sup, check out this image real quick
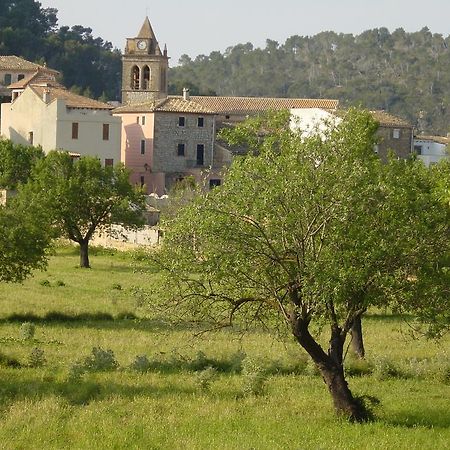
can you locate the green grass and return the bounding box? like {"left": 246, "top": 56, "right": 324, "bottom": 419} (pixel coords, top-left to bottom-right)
{"left": 0, "top": 247, "right": 449, "bottom": 449}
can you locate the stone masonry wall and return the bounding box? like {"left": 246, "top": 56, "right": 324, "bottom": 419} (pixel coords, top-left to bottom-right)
{"left": 376, "top": 126, "right": 413, "bottom": 161}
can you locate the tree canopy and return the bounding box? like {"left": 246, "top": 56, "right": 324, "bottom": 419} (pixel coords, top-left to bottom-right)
{"left": 0, "top": 139, "right": 44, "bottom": 189}
{"left": 18, "top": 152, "right": 146, "bottom": 268}
{"left": 153, "top": 109, "right": 449, "bottom": 421}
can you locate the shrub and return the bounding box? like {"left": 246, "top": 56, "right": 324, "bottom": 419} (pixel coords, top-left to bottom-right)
{"left": 83, "top": 347, "right": 119, "bottom": 371}
{"left": 372, "top": 357, "right": 401, "bottom": 380}
{"left": 39, "top": 279, "right": 51, "bottom": 287}
{"left": 67, "top": 361, "right": 86, "bottom": 382}
{"left": 130, "top": 355, "right": 151, "bottom": 373}
{"left": 0, "top": 352, "right": 21, "bottom": 368}
{"left": 19, "top": 322, "right": 35, "bottom": 341}
{"left": 241, "top": 357, "right": 268, "bottom": 396}
{"left": 28, "top": 348, "right": 46, "bottom": 367}
{"left": 112, "top": 283, "right": 122, "bottom": 291}
{"left": 195, "top": 366, "right": 217, "bottom": 392}
{"left": 55, "top": 280, "right": 66, "bottom": 287}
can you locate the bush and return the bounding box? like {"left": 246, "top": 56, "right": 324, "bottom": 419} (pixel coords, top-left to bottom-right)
{"left": 39, "top": 279, "right": 51, "bottom": 287}
{"left": 372, "top": 357, "right": 401, "bottom": 380}
{"left": 28, "top": 348, "right": 46, "bottom": 367}
{"left": 195, "top": 366, "right": 217, "bottom": 392}
{"left": 130, "top": 355, "right": 151, "bottom": 373}
{"left": 83, "top": 347, "right": 119, "bottom": 371}
{"left": 55, "top": 280, "right": 66, "bottom": 287}
{"left": 19, "top": 322, "right": 35, "bottom": 341}
{"left": 241, "top": 357, "right": 268, "bottom": 396}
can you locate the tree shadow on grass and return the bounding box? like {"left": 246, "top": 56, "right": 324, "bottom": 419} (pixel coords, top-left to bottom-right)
{"left": 0, "top": 377, "right": 198, "bottom": 407}
{"left": 383, "top": 407, "right": 450, "bottom": 429}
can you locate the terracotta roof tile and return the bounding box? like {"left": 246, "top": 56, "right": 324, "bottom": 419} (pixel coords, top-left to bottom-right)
{"left": 369, "top": 110, "right": 412, "bottom": 128}
{"left": 188, "top": 95, "right": 339, "bottom": 113}
{"left": 415, "top": 135, "right": 449, "bottom": 145}
{"left": 113, "top": 97, "right": 214, "bottom": 114}
{"left": 30, "top": 86, "right": 113, "bottom": 110}
{"left": 8, "top": 70, "right": 59, "bottom": 89}
{"left": 0, "top": 55, "right": 59, "bottom": 74}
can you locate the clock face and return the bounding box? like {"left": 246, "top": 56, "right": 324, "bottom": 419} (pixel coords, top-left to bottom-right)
{"left": 137, "top": 40, "right": 147, "bottom": 50}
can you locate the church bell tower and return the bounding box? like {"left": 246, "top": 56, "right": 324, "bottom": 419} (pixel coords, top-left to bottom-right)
{"left": 121, "top": 17, "right": 169, "bottom": 104}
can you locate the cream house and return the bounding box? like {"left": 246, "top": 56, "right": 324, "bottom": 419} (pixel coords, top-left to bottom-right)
{"left": 0, "top": 55, "right": 59, "bottom": 102}
{"left": 1, "top": 81, "right": 121, "bottom": 165}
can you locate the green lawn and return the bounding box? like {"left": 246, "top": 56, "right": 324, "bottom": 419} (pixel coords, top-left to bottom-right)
{"left": 0, "top": 247, "right": 448, "bottom": 449}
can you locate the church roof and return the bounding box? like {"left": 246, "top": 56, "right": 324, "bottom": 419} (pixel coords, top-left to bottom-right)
{"left": 30, "top": 85, "right": 113, "bottom": 110}
{"left": 138, "top": 17, "right": 157, "bottom": 40}
{"left": 188, "top": 96, "right": 340, "bottom": 114}
{"left": 113, "top": 97, "right": 215, "bottom": 114}
{"left": 0, "top": 55, "right": 59, "bottom": 74}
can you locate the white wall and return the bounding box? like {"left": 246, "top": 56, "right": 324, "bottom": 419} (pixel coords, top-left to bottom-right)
{"left": 290, "top": 108, "right": 339, "bottom": 137}
{"left": 1, "top": 87, "right": 121, "bottom": 164}
{"left": 414, "top": 139, "right": 449, "bottom": 167}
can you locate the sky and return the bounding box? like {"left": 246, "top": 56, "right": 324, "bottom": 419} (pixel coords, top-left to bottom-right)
{"left": 39, "top": 0, "right": 450, "bottom": 65}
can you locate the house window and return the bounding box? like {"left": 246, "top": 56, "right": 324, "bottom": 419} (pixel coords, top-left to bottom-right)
{"left": 105, "top": 158, "right": 114, "bottom": 167}
{"left": 141, "top": 116, "right": 146, "bottom": 125}
{"left": 197, "top": 117, "right": 204, "bottom": 127}
{"left": 103, "top": 124, "right": 110, "bottom": 141}
{"left": 18, "top": 74, "right": 25, "bottom": 81}
{"left": 3, "top": 74, "right": 11, "bottom": 85}
{"left": 140, "top": 176, "right": 145, "bottom": 187}
{"left": 393, "top": 129, "right": 401, "bottom": 139}
{"left": 177, "top": 143, "right": 185, "bottom": 156}
{"left": 72, "top": 122, "right": 79, "bottom": 139}
{"left": 28, "top": 132, "right": 34, "bottom": 145}
{"left": 140, "top": 139, "right": 146, "bottom": 155}
{"left": 413, "top": 145, "right": 422, "bottom": 155}
{"left": 196, "top": 144, "right": 205, "bottom": 166}
{"left": 209, "top": 179, "right": 221, "bottom": 189}
{"left": 136, "top": 116, "right": 139, "bottom": 123}
{"left": 178, "top": 116, "right": 185, "bottom": 127}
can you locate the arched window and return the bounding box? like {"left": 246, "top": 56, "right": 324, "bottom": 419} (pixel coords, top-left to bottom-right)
{"left": 131, "top": 66, "right": 140, "bottom": 90}
{"left": 143, "top": 66, "right": 150, "bottom": 90}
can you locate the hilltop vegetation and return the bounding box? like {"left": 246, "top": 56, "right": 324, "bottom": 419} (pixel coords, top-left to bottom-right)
{"left": 0, "top": 0, "right": 121, "bottom": 100}
{"left": 170, "top": 27, "right": 450, "bottom": 135}
{"left": 2, "top": 2, "right": 450, "bottom": 133}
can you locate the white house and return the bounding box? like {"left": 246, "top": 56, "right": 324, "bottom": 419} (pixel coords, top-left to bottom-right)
{"left": 413, "top": 135, "right": 449, "bottom": 167}
{"left": 1, "top": 78, "right": 121, "bottom": 165}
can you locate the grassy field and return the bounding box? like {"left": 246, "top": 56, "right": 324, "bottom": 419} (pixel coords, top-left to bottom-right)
{"left": 0, "top": 247, "right": 449, "bottom": 449}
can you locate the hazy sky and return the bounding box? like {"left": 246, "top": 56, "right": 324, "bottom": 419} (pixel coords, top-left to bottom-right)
{"left": 39, "top": 0, "right": 450, "bottom": 65}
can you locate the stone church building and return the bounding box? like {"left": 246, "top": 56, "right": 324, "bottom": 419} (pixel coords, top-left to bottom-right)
{"left": 115, "top": 17, "right": 414, "bottom": 195}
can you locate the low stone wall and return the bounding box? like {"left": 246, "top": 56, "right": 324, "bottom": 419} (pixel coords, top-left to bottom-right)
{"left": 91, "top": 225, "right": 161, "bottom": 250}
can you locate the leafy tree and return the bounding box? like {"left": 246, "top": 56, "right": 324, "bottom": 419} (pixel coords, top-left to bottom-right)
{"left": 0, "top": 139, "right": 44, "bottom": 189}
{"left": 19, "top": 152, "right": 146, "bottom": 268}
{"left": 0, "top": 203, "right": 50, "bottom": 282}
{"left": 153, "top": 110, "right": 449, "bottom": 421}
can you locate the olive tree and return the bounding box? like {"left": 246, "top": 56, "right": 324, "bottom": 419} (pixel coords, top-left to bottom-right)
{"left": 153, "top": 109, "right": 449, "bottom": 421}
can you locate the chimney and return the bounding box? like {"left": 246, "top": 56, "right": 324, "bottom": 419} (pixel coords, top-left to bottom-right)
{"left": 43, "top": 89, "right": 50, "bottom": 103}
{"left": 183, "top": 87, "right": 190, "bottom": 101}
{"left": 163, "top": 44, "right": 168, "bottom": 57}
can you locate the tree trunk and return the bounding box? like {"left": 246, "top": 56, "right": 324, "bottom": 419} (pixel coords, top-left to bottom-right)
{"left": 291, "top": 315, "right": 369, "bottom": 422}
{"left": 79, "top": 240, "right": 90, "bottom": 268}
{"left": 350, "top": 313, "right": 365, "bottom": 359}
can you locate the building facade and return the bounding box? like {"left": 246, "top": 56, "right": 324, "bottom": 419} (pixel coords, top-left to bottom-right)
{"left": 1, "top": 82, "right": 121, "bottom": 164}
{"left": 413, "top": 135, "right": 449, "bottom": 166}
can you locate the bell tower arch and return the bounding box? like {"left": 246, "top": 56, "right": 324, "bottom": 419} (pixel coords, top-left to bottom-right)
{"left": 121, "top": 17, "right": 169, "bottom": 104}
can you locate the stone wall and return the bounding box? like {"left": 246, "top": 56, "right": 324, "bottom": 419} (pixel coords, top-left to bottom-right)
{"left": 153, "top": 112, "right": 215, "bottom": 175}
{"left": 376, "top": 126, "right": 413, "bottom": 161}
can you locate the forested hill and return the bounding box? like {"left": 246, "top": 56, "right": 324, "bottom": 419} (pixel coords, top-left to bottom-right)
{"left": 168, "top": 28, "right": 450, "bottom": 135}
{"left": 2, "top": 2, "right": 449, "bottom": 134}
{"left": 0, "top": 0, "right": 121, "bottom": 101}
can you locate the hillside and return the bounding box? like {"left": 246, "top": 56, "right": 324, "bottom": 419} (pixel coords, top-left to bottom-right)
{"left": 169, "top": 27, "right": 450, "bottom": 135}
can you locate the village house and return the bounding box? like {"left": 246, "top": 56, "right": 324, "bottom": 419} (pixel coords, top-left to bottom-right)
{"left": 290, "top": 108, "right": 414, "bottom": 161}
{"left": 413, "top": 135, "right": 449, "bottom": 166}
{"left": 1, "top": 76, "right": 121, "bottom": 164}
{"left": 0, "top": 55, "right": 59, "bottom": 104}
